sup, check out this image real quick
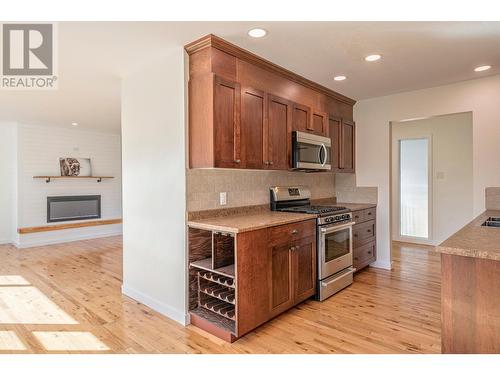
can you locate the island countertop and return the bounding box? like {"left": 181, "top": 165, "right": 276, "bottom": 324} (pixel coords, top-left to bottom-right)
{"left": 436, "top": 210, "right": 500, "bottom": 261}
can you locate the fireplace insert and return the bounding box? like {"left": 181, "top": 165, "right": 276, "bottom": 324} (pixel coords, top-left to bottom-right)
{"left": 47, "top": 195, "right": 101, "bottom": 223}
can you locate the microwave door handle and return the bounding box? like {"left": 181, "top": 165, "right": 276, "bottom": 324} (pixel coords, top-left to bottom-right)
{"left": 320, "top": 144, "right": 327, "bottom": 166}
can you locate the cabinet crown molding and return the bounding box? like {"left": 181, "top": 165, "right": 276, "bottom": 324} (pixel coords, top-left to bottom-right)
{"left": 185, "top": 34, "right": 356, "bottom": 106}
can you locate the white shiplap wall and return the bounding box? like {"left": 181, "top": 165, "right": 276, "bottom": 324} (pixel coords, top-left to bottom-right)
{"left": 16, "top": 124, "right": 122, "bottom": 247}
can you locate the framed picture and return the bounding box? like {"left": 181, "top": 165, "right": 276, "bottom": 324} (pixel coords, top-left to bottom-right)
{"left": 59, "top": 157, "right": 92, "bottom": 177}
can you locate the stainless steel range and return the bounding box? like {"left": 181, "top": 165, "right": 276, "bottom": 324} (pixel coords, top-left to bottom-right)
{"left": 270, "top": 186, "right": 356, "bottom": 301}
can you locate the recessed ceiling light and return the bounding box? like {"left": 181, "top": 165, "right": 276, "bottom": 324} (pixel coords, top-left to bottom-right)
{"left": 474, "top": 65, "right": 491, "bottom": 72}
{"left": 248, "top": 28, "right": 267, "bottom": 38}
{"left": 365, "top": 54, "right": 381, "bottom": 62}
{"left": 71, "top": 122, "right": 78, "bottom": 126}
{"left": 334, "top": 75, "right": 347, "bottom": 81}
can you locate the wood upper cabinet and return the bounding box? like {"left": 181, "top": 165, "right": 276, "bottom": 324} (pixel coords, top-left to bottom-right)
{"left": 213, "top": 76, "right": 241, "bottom": 168}
{"left": 311, "top": 111, "right": 328, "bottom": 136}
{"left": 240, "top": 87, "right": 266, "bottom": 169}
{"left": 292, "top": 103, "right": 311, "bottom": 133}
{"left": 293, "top": 235, "right": 316, "bottom": 303}
{"left": 329, "top": 116, "right": 341, "bottom": 171}
{"left": 266, "top": 95, "right": 292, "bottom": 170}
{"left": 341, "top": 119, "right": 355, "bottom": 172}
{"left": 186, "top": 36, "right": 356, "bottom": 170}
{"left": 329, "top": 116, "right": 355, "bottom": 173}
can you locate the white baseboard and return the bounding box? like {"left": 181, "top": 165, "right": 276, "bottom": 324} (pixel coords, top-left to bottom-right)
{"left": 370, "top": 260, "right": 393, "bottom": 270}
{"left": 122, "top": 284, "right": 189, "bottom": 326}
{"left": 0, "top": 239, "right": 11, "bottom": 245}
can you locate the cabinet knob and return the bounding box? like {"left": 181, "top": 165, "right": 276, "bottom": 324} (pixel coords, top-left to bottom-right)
{"left": 264, "top": 161, "right": 269, "bottom": 165}
{"left": 234, "top": 159, "right": 241, "bottom": 164}
{"left": 295, "top": 245, "right": 300, "bottom": 250}
{"left": 291, "top": 229, "right": 298, "bottom": 234}
{"left": 354, "top": 234, "right": 358, "bottom": 237}
{"left": 368, "top": 212, "right": 372, "bottom": 216}
{"left": 290, "top": 246, "right": 296, "bottom": 251}
{"left": 368, "top": 251, "right": 372, "bottom": 254}
{"left": 367, "top": 229, "right": 371, "bottom": 233}
{"left": 269, "top": 161, "right": 274, "bottom": 165}
{"left": 354, "top": 257, "right": 358, "bottom": 261}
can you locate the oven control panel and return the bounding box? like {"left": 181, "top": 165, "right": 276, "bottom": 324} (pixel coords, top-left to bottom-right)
{"left": 319, "top": 212, "right": 352, "bottom": 226}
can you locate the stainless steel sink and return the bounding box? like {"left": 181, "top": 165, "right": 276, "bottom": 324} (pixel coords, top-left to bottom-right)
{"left": 482, "top": 217, "right": 500, "bottom": 227}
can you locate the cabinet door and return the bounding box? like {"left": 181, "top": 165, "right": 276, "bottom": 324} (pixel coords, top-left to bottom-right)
{"left": 311, "top": 111, "right": 328, "bottom": 136}
{"left": 293, "top": 235, "right": 317, "bottom": 303}
{"left": 269, "top": 242, "right": 294, "bottom": 317}
{"left": 292, "top": 103, "right": 311, "bottom": 133}
{"left": 213, "top": 76, "right": 241, "bottom": 168}
{"left": 266, "top": 95, "right": 292, "bottom": 170}
{"left": 341, "top": 119, "right": 355, "bottom": 172}
{"left": 329, "top": 116, "right": 341, "bottom": 171}
{"left": 240, "top": 87, "right": 265, "bottom": 169}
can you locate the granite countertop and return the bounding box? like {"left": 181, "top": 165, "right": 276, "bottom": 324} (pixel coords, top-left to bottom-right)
{"left": 436, "top": 210, "right": 500, "bottom": 261}
{"left": 187, "top": 210, "right": 317, "bottom": 234}
{"left": 187, "top": 199, "right": 376, "bottom": 234}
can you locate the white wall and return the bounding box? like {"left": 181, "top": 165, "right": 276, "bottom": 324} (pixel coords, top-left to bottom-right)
{"left": 391, "top": 112, "right": 473, "bottom": 246}
{"left": 121, "top": 49, "right": 187, "bottom": 325}
{"left": 0, "top": 122, "right": 18, "bottom": 244}
{"left": 355, "top": 74, "right": 500, "bottom": 269}
{"left": 15, "top": 124, "right": 122, "bottom": 247}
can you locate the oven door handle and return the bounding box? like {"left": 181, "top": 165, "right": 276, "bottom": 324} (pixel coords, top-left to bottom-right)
{"left": 320, "top": 222, "right": 354, "bottom": 233}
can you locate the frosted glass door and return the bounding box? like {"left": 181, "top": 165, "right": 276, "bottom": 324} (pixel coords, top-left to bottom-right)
{"left": 400, "top": 139, "right": 429, "bottom": 238}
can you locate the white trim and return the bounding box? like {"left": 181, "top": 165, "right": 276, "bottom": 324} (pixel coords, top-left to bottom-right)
{"left": 370, "top": 260, "right": 393, "bottom": 270}
{"left": 122, "top": 284, "right": 189, "bottom": 326}
{"left": 0, "top": 239, "right": 12, "bottom": 245}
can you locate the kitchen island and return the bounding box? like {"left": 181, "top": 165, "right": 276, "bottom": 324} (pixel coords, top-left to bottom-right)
{"left": 436, "top": 210, "right": 500, "bottom": 353}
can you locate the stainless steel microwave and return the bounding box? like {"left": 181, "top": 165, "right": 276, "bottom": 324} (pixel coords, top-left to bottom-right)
{"left": 292, "top": 131, "right": 331, "bottom": 171}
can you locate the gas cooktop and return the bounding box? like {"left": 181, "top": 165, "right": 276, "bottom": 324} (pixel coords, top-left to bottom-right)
{"left": 278, "top": 205, "right": 348, "bottom": 216}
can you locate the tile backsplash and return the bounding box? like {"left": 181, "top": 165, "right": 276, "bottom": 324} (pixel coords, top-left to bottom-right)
{"left": 334, "top": 173, "right": 378, "bottom": 204}
{"left": 187, "top": 169, "right": 335, "bottom": 211}
{"left": 486, "top": 187, "right": 500, "bottom": 210}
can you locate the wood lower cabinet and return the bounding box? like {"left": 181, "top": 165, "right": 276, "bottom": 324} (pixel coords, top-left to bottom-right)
{"left": 293, "top": 235, "right": 317, "bottom": 303}
{"left": 269, "top": 242, "right": 294, "bottom": 316}
{"left": 188, "top": 219, "right": 317, "bottom": 342}
{"left": 351, "top": 207, "right": 377, "bottom": 271}
{"left": 329, "top": 116, "right": 355, "bottom": 173}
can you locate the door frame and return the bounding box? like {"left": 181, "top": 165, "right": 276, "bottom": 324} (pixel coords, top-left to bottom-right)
{"left": 393, "top": 135, "right": 434, "bottom": 245}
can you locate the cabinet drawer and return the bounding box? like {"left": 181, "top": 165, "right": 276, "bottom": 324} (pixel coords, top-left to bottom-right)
{"left": 268, "top": 220, "right": 316, "bottom": 247}
{"left": 353, "top": 241, "right": 376, "bottom": 269}
{"left": 352, "top": 207, "right": 376, "bottom": 224}
{"left": 353, "top": 220, "right": 375, "bottom": 247}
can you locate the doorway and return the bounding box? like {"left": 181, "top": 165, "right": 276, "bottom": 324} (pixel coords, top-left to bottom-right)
{"left": 391, "top": 112, "right": 473, "bottom": 246}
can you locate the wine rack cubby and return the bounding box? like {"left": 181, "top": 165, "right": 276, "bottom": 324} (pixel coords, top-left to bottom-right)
{"left": 188, "top": 227, "right": 237, "bottom": 337}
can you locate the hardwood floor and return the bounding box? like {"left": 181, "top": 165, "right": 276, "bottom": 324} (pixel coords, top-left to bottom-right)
{"left": 0, "top": 237, "right": 441, "bottom": 353}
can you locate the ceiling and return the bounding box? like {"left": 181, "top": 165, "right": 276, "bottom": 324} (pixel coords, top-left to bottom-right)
{"left": 1, "top": 21, "right": 499, "bottom": 133}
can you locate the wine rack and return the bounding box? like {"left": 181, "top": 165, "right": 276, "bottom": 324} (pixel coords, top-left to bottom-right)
{"left": 198, "top": 270, "right": 236, "bottom": 320}
{"left": 198, "top": 270, "right": 235, "bottom": 288}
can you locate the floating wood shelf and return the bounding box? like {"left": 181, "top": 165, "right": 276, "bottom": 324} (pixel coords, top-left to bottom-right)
{"left": 18, "top": 218, "right": 122, "bottom": 234}
{"left": 33, "top": 176, "right": 114, "bottom": 183}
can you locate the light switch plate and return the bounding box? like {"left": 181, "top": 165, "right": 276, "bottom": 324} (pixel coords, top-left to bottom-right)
{"left": 219, "top": 192, "right": 227, "bottom": 206}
